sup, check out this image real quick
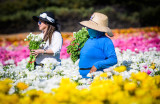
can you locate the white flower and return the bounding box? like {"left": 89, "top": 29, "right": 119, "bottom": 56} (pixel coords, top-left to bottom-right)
{"left": 4, "top": 59, "right": 15, "bottom": 65}
{"left": 78, "top": 78, "right": 88, "bottom": 84}
{"left": 107, "top": 72, "right": 112, "bottom": 77}
{"left": 87, "top": 73, "right": 92, "bottom": 77}
{"left": 1, "top": 47, "right": 159, "bottom": 93}
{"left": 73, "top": 32, "right": 76, "bottom": 38}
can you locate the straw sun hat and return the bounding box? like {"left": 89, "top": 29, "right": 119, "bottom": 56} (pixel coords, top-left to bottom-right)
{"left": 80, "top": 12, "right": 113, "bottom": 37}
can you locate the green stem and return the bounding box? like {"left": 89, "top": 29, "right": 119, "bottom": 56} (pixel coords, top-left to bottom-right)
{"left": 31, "top": 56, "right": 36, "bottom": 70}
{"left": 26, "top": 55, "right": 33, "bottom": 69}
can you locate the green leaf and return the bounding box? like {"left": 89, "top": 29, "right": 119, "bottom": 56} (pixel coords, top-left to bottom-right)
{"left": 66, "top": 27, "right": 89, "bottom": 63}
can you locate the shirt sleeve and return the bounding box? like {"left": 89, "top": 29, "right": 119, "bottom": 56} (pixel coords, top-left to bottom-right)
{"left": 49, "top": 31, "right": 63, "bottom": 56}
{"left": 94, "top": 38, "right": 117, "bottom": 70}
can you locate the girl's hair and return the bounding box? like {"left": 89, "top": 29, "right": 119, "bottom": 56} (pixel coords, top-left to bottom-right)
{"left": 43, "top": 20, "right": 60, "bottom": 44}
{"left": 43, "top": 25, "right": 55, "bottom": 45}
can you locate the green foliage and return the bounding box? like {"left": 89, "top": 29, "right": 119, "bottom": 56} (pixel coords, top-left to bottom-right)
{"left": 0, "top": 0, "right": 159, "bottom": 33}
{"left": 3, "top": 65, "right": 10, "bottom": 71}
{"left": 155, "top": 70, "right": 160, "bottom": 75}
{"left": 0, "top": 0, "right": 53, "bottom": 15}
{"left": 67, "top": 27, "right": 89, "bottom": 63}
{"left": 0, "top": 6, "right": 94, "bottom": 33}
{"left": 25, "top": 33, "right": 44, "bottom": 71}
{"left": 140, "top": 6, "right": 160, "bottom": 26}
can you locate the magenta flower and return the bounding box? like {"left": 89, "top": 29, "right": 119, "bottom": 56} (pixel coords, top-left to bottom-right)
{"left": 1, "top": 30, "right": 160, "bottom": 66}
{"left": 143, "top": 65, "right": 148, "bottom": 69}
{"left": 146, "top": 70, "right": 152, "bottom": 75}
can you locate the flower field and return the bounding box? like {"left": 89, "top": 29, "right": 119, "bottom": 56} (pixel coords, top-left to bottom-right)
{"left": 0, "top": 27, "right": 160, "bottom": 104}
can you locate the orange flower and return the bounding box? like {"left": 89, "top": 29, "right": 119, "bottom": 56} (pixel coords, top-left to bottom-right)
{"left": 16, "top": 82, "right": 28, "bottom": 90}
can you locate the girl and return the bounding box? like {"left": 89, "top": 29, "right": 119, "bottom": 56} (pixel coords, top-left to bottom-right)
{"left": 32, "top": 11, "right": 63, "bottom": 69}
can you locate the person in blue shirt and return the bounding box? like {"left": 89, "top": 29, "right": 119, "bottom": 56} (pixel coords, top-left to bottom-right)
{"left": 79, "top": 12, "right": 118, "bottom": 78}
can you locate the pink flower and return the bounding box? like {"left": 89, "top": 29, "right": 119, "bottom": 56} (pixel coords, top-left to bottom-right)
{"left": 141, "top": 69, "right": 152, "bottom": 75}
{"left": 141, "top": 70, "right": 147, "bottom": 73}
{"left": 143, "top": 65, "right": 148, "bottom": 69}
{"left": 146, "top": 70, "right": 152, "bottom": 75}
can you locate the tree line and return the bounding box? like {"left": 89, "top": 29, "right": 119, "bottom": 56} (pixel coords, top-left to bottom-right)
{"left": 0, "top": 0, "right": 159, "bottom": 33}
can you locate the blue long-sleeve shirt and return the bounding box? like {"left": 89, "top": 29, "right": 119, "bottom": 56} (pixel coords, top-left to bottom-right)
{"left": 79, "top": 35, "right": 117, "bottom": 70}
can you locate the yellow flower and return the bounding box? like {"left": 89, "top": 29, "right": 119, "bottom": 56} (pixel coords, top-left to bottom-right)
{"left": 59, "top": 78, "right": 77, "bottom": 91}
{"left": 80, "top": 100, "right": 103, "bottom": 104}
{"left": 139, "top": 95, "right": 153, "bottom": 104}
{"left": 113, "top": 65, "right": 127, "bottom": 73}
{"left": 0, "top": 93, "right": 19, "bottom": 104}
{"left": 26, "top": 89, "right": 44, "bottom": 96}
{"left": 149, "top": 63, "right": 156, "bottom": 69}
{"left": 8, "top": 94, "right": 19, "bottom": 104}
{"left": 151, "top": 89, "right": 160, "bottom": 99}
{"left": 135, "top": 89, "right": 149, "bottom": 97}
{"left": 149, "top": 65, "right": 155, "bottom": 69}
{"left": 124, "top": 82, "right": 137, "bottom": 91}
{"left": 18, "top": 96, "right": 31, "bottom": 104}
{"left": 99, "top": 73, "right": 108, "bottom": 78}
{"left": 154, "top": 75, "right": 160, "bottom": 85}
{"left": 0, "top": 78, "right": 13, "bottom": 94}
{"left": 141, "top": 76, "right": 157, "bottom": 90}
{"left": 52, "top": 78, "right": 79, "bottom": 103}
{"left": 113, "top": 75, "right": 124, "bottom": 86}
{"left": 16, "top": 82, "right": 28, "bottom": 90}
{"left": 131, "top": 72, "right": 148, "bottom": 81}
{"left": 2, "top": 78, "right": 13, "bottom": 83}
{"left": 108, "top": 91, "right": 129, "bottom": 104}
{"left": 93, "top": 76, "right": 101, "bottom": 82}
{"left": 24, "top": 89, "right": 44, "bottom": 102}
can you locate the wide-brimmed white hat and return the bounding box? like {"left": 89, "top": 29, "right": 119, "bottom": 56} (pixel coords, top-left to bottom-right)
{"left": 80, "top": 12, "right": 113, "bottom": 37}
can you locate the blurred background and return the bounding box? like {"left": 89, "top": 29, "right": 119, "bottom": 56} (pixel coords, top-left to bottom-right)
{"left": 0, "top": 0, "right": 160, "bottom": 34}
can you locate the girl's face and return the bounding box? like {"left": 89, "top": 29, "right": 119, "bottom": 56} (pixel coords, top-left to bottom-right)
{"left": 38, "top": 20, "right": 48, "bottom": 31}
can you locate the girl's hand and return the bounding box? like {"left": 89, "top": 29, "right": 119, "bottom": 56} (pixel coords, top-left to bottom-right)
{"left": 89, "top": 65, "right": 97, "bottom": 73}
{"left": 31, "top": 49, "right": 43, "bottom": 57}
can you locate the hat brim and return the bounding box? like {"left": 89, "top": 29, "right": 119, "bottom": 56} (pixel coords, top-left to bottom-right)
{"left": 32, "top": 16, "right": 39, "bottom": 22}
{"left": 32, "top": 16, "right": 53, "bottom": 25}
{"left": 79, "top": 20, "right": 113, "bottom": 37}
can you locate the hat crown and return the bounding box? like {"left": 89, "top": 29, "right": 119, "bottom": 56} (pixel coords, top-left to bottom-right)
{"left": 41, "top": 12, "right": 55, "bottom": 19}
{"left": 39, "top": 12, "right": 55, "bottom": 23}
{"left": 90, "top": 12, "right": 108, "bottom": 27}
{"left": 79, "top": 12, "right": 113, "bottom": 37}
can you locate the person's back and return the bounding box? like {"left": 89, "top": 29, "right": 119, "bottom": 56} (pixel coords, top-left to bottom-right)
{"left": 79, "top": 35, "right": 117, "bottom": 71}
